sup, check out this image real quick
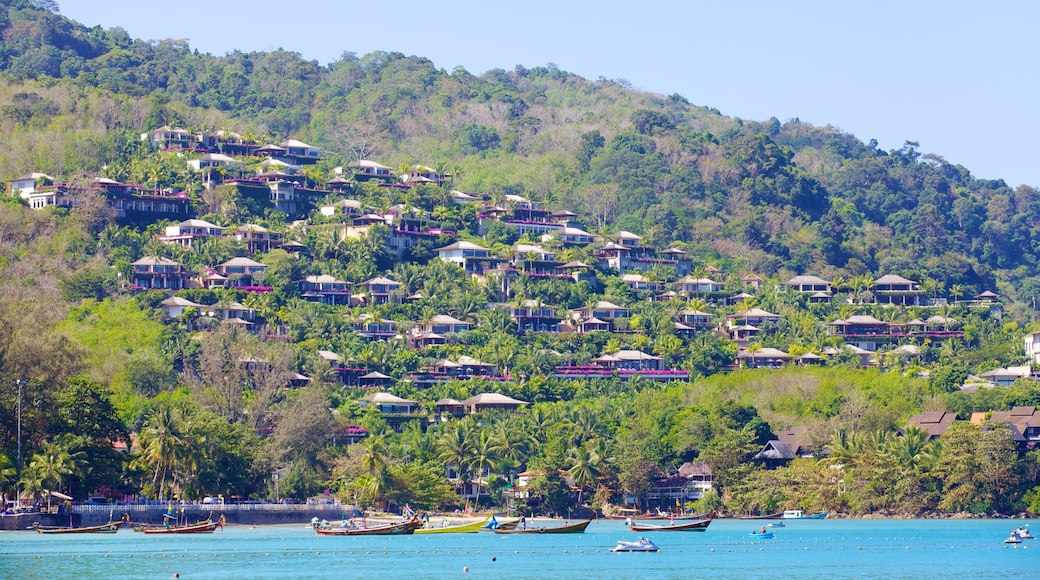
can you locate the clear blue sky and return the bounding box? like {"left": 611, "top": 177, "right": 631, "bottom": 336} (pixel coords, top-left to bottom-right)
{"left": 60, "top": 1, "right": 1038, "bottom": 188}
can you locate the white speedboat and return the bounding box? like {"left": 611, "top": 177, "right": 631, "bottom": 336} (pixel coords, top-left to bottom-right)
{"left": 611, "top": 537, "right": 660, "bottom": 552}
{"left": 1005, "top": 533, "right": 1022, "bottom": 544}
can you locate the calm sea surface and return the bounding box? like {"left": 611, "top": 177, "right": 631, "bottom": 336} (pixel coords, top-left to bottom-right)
{"left": 0, "top": 518, "right": 1035, "bottom": 579}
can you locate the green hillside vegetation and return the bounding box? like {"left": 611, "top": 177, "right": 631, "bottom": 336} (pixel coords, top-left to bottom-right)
{"left": 0, "top": 0, "right": 1039, "bottom": 517}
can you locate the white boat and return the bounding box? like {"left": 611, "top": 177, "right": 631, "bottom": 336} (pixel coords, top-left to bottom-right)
{"left": 767, "top": 521, "right": 785, "bottom": 528}
{"left": 610, "top": 537, "right": 660, "bottom": 552}
{"left": 1005, "top": 533, "right": 1022, "bottom": 544}
{"left": 1010, "top": 526, "right": 1034, "bottom": 539}
{"left": 781, "top": 510, "right": 827, "bottom": 519}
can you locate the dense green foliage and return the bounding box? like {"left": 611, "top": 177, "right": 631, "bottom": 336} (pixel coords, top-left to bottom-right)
{"left": 0, "top": 1, "right": 1038, "bottom": 516}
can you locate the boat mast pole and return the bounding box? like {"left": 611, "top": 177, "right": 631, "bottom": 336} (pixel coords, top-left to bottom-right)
{"left": 15, "top": 379, "right": 24, "bottom": 506}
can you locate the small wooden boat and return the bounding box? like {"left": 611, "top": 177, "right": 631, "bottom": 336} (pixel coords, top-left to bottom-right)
{"left": 34, "top": 512, "right": 128, "bottom": 534}
{"left": 608, "top": 509, "right": 703, "bottom": 521}
{"left": 629, "top": 512, "right": 714, "bottom": 532}
{"left": 33, "top": 520, "right": 122, "bottom": 534}
{"left": 315, "top": 516, "right": 423, "bottom": 536}
{"left": 415, "top": 515, "right": 490, "bottom": 534}
{"left": 488, "top": 518, "right": 520, "bottom": 531}
{"left": 494, "top": 519, "right": 591, "bottom": 535}
{"left": 142, "top": 519, "right": 221, "bottom": 534}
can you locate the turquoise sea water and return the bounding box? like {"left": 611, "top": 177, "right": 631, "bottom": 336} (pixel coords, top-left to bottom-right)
{"left": 0, "top": 518, "right": 1035, "bottom": 579}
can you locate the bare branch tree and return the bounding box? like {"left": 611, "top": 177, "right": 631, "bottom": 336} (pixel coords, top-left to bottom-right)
{"left": 329, "top": 124, "right": 381, "bottom": 162}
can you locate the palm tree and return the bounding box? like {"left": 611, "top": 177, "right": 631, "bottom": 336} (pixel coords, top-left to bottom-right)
{"left": 468, "top": 429, "right": 498, "bottom": 506}
{"left": 885, "top": 426, "right": 932, "bottom": 470}
{"left": 437, "top": 422, "right": 473, "bottom": 494}
{"left": 824, "top": 429, "right": 863, "bottom": 466}
{"left": 919, "top": 278, "right": 943, "bottom": 305}
{"left": 359, "top": 436, "right": 391, "bottom": 507}
{"left": 489, "top": 421, "right": 536, "bottom": 483}
{"left": 0, "top": 453, "right": 15, "bottom": 494}
{"left": 450, "top": 164, "right": 465, "bottom": 188}
{"left": 569, "top": 407, "right": 602, "bottom": 441}
{"left": 26, "top": 436, "right": 86, "bottom": 505}
{"left": 17, "top": 462, "right": 46, "bottom": 503}
{"left": 567, "top": 443, "right": 601, "bottom": 507}
{"left": 135, "top": 404, "right": 187, "bottom": 499}
{"left": 744, "top": 342, "right": 763, "bottom": 368}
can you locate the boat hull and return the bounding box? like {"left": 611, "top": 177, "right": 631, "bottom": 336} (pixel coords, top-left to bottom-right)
{"left": 142, "top": 521, "right": 219, "bottom": 534}
{"left": 315, "top": 518, "right": 422, "bottom": 536}
{"left": 35, "top": 521, "right": 121, "bottom": 534}
{"left": 415, "top": 517, "right": 489, "bottom": 534}
{"left": 629, "top": 513, "right": 714, "bottom": 532}
{"left": 494, "top": 520, "right": 591, "bottom": 535}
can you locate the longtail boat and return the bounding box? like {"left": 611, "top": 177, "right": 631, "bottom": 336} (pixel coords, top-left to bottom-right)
{"left": 142, "top": 514, "right": 224, "bottom": 535}
{"left": 493, "top": 519, "right": 591, "bottom": 535}
{"left": 415, "top": 515, "right": 490, "bottom": 534}
{"left": 489, "top": 518, "right": 520, "bottom": 531}
{"left": 628, "top": 512, "right": 714, "bottom": 532}
{"left": 34, "top": 512, "right": 128, "bottom": 534}
{"left": 315, "top": 516, "right": 422, "bottom": 536}
{"left": 608, "top": 509, "right": 702, "bottom": 521}
{"left": 142, "top": 519, "right": 221, "bottom": 534}
{"left": 34, "top": 520, "right": 122, "bottom": 534}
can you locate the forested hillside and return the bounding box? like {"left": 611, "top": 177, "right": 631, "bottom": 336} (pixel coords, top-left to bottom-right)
{"left": 0, "top": 0, "right": 1038, "bottom": 517}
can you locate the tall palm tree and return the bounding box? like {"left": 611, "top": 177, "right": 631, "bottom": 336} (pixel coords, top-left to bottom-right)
{"left": 135, "top": 405, "right": 187, "bottom": 499}
{"left": 359, "top": 436, "right": 390, "bottom": 507}
{"left": 468, "top": 429, "right": 498, "bottom": 506}
{"left": 437, "top": 423, "right": 473, "bottom": 493}
{"left": 489, "top": 421, "right": 536, "bottom": 482}
{"left": 567, "top": 443, "right": 601, "bottom": 507}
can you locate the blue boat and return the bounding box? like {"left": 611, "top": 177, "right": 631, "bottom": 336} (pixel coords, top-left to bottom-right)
{"left": 748, "top": 529, "right": 775, "bottom": 540}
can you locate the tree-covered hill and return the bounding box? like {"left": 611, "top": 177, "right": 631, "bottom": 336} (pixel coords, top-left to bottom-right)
{"left": 1, "top": 0, "right": 1040, "bottom": 516}
{"left": 1, "top": 0, "right": 1038, "bottom": 302}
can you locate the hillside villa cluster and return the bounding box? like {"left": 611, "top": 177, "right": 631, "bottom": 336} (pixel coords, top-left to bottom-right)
{"left": 7, "top": 126, "right": 1033, "bottom": 504}
{"left": 9, "top": 127, "right": 1021, "bottom": 387}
